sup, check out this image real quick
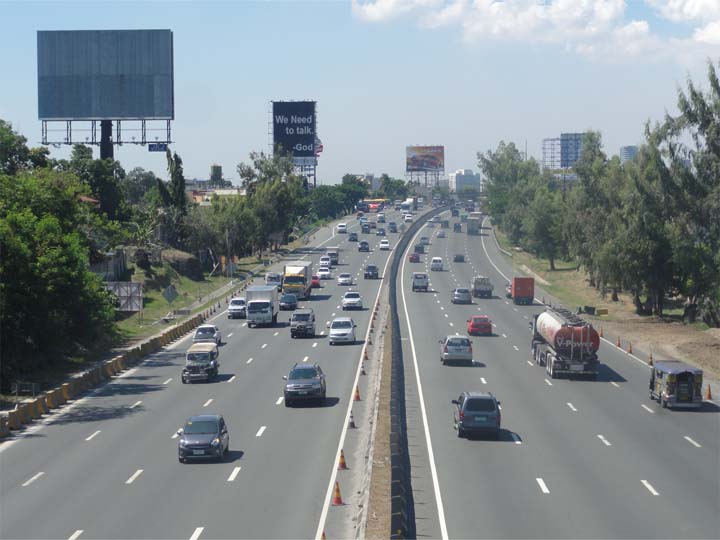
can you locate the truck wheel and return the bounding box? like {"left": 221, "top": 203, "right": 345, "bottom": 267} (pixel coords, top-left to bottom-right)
{"left": 549, "top": 360, "right": 556, "bottom": 379}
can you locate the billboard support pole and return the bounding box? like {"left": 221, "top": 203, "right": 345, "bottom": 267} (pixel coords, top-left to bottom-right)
{"left": 100, "top": 120, "right": 113, "bottom": 160}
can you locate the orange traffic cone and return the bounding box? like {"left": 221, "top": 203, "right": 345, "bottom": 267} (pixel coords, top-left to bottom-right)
{"left": 338, "top": 449, "right": 348, "bottom": 470}
{"left": 321, "top": 532, "right": 326, "bottom": 540}
{"left": 361, "top": 362, "right": 366, "bottom": 375}
{"left": 600, "top": 326, "right": 604, "bottom": 338}
{"left": 627, "top": 342, "right": 633, "bottom": 354}
{"left": 354, "top": 385, "right": 361, "bottom": 401}
{"left": 648, "top": 352, "right": 653, "bottom": 366}
{"left": 616, "top": 336, "right": 621, "bottom": 348}
{"left": 332, "top": 481, "right": 344, "bottom": 505}
{"left": 348, "top": 411, "right": 356, "bottom": 429}
{"left": 363, "top": 349, "right": 369, "bottom": 361}
{"left": 705, "top": 384, "right": 713, "bottom": 400}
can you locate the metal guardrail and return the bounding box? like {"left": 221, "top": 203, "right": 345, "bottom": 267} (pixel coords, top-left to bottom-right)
{"left": 387, "top": 206, "right": 447, "bottom": 539}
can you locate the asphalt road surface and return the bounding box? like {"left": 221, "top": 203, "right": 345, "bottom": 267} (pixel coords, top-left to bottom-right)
{"left": 398, "top": 211, "right": 720, "bottom": 539}
{"left": 0, "top": 209, "right": 408, "bottom": 540}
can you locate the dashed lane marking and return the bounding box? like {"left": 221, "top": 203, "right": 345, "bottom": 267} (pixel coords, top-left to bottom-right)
{"left": 203, "top": 399, "right": 213, "bottom": 408}
{"left": 227, "top": 466, "right": 242, "bottom": 482}
{"left": 129, "top": 400, "right": 142, "bottom": 409}
{"left": 526, "top": 360, "right": 533, "bottom": 366}
{"left": 256, "top": 426, "right": 266, "bottom": 437}
{"left": 480, "top": 377, "right": 487, "bottom": 384}
{"left": 68, "top": 531, "right": 84, "bottom": 540}
{"left": 611, "top": 381, "right": 620, "bottom": 388}
{"left": 189, "top": 527, "right": 204, "bottom": 540}
{"left": 684, "top": 436, "right": 702, "bottom": 448}
{"left": 544, "top": 379, "right": 553, "bottom": 386}
{"left": 536, "top": 478, "right": 550, "bottom": 494}
{"left": 247, "top": 358, "right": 253, "bottom": 364}
{"left": 273, "top": 331, "right": 279, "bottom": 336}
{"left": 227, "top": 376, "right": 236, "bottom": 383}
{"left": 597, "top": 434, "right": 612, "bottom": 446}
{"left": 163, "top": 378, "right": 172, "bottom": 385}
{"left": 641, "top": 404, "right": 654, "bottom": 413}
{"left": 313, "top": 342, "right": 318, "bottom": 348}
{"left": 261, "top": 343, "right": 268, "bottom": 349}
{"left": 303, "top": 356, "right": 309, "bottom": 362}
{"left": 275, "top": 397, "right": 284, "bottom": 405}
{"left": 227, "top": 333, "right": 234, "bottom": 338}
{"left": 21, "top": 472, "right": 44, "bottom": 487}
{"left": 567, "top": 402, "right": 578, "bottom": 412}
{"left": 641, "top": 480, "right": 660, "bottom": 496}
{"left": 513, "top": 345, "right": 519, "bottom": 351}
{"left": 125, "top": 469, "right": 143, "bottom": 484}
{"left": 502, "top": 333, "right": 507, "bottom": 338}
{"left": 85, "top": 430, "right": 101, "bottom": 441}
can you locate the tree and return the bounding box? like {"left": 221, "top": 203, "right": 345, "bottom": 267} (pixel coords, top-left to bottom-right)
{"left": 521, "top": 186, "right": 564, "bottom": 270}
{"left": 377, "top": 174, "right": 409, "bottom": 201}
{"left": 122, "top": 167, "right": 158, "bottom": 206}
{"left": 67, "top": 144, "right": 128, "bottom": 221}
{"left": 0, "top": 120, "right": 31, "bottom": 175}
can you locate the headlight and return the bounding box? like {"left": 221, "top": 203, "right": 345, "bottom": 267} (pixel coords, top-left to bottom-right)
{"left": 179, "top": 439, "right": 188, "bottom": 447}
{"left": 211, "top": 438, "right": 220, "bottom": 446}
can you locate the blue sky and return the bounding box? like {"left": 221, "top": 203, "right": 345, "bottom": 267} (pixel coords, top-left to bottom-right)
{"left": 1, "top": 0, "right": 718, "bottom": 184}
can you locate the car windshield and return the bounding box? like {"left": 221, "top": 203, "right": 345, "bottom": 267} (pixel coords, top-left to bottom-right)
{"left": 447, "top": 338, "right": 470, "bottom": 347}
{"left": 332, "top": 320, "right": 352, "bottom": 329}
{"left": 473, "top": 317, "right": 489, "bottom": 323}
{"left": 339, "top": 274, "right": 351, "bottom": 279}
{"left": 345, "top": 293, "right": 360, "bottom": 299}
{"left": 289, "top": 368, "right": 317, "bottom": 379}
{"left": 230, "top": 299, "right": 245, "bottom": 306}
{"left": 186, "top": 353, "right": 211, "bottom": 363}
{"left": 464, "top": 399, "right": 496, "bottom": 412}
{"left": 266, "top": 274, "right": 281, "bottom": 282}
{"left": 367, "top": 266, "right": 377, "bottom": 271}
{"left": 284, "top": 275, "right": 304, "bottom": 284}
{"left": 183, "top": 420, "right": 218, "bottom": 434}
{"left": 248, "top": 301, "right": 270, "bottom": 312}
{"left": 281, "top": 294, "right": 296, "bottom": 302}
{"left": 293, "top": 313, "right": 310, "bottom": 321}
{"left": 196, "top": 328, "right": 213, "bottom": 336}
{"left": 456, "top": 289, "right": 470, "bottom": 294}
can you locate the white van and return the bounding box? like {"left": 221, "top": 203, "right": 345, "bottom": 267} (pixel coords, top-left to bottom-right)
{"left": 412, "top": 272, "right": 429, "bottom": 292}
{"left": 430, "top": 257, "right": 443, "bottom": 271}
{"left": 336, "top": 223, "right": 348, "bottom": 233}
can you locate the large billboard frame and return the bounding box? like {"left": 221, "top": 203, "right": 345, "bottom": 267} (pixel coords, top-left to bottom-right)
{"left": 406, "top": 145, "right": 445, "bottom": 173}
{"left": 271, "top": 101, "right": 317, "bottom": 166}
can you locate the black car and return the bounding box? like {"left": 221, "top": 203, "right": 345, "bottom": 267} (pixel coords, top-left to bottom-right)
{"left": 358, "top": 241, "right": 370, "bottom": 252}
{"left": 178, "top": 414, "right": 229, "bottom": 462}
{"left": 376, "top": 228, "right": 386, "bottom": 236}
{"left": 361, "top": 224, "right": 370, "bottom": 234}
{"left": 279, "top": 293, "right": 298, "bottom": 310}
{"left": 388, "top": 222, "right": 397, "bottom": 233}
{"left": 283, "top": 363, "right": 326, "bottom": 406}
{"left": 453, "top": 223, "right": 462, "bottom": 232}
{"left": 348, "top": 232, "right": 358, "bottom": 242}
{"left": 364, "top": 264, "right": 379, "bottom": 279}
{"left": 454, "top": 254, "right": 465, "bottom": 262}
{"left": 451, "top": 208, "right": 460, "bottom": 217}
{"left": 414, "top": 244, "right": 425, "bottom": 254}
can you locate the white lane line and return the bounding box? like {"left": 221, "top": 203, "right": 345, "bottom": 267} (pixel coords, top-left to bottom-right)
{"left": 440, "top": 306, "right": 444, "bottom": 310}
{"left": 502, "top": 333, "right": 507, "bottom": 338}
{"left": 523, "top": 315, "right": 529, "bottom": 319}
{"left": 684, "top": 436, "right": 702, "bottom": 448}
{"left": 227, "top": 466, "right": 242, "bottom": 482}
{"left": 331, "top": 313, "right": 336, "bottom": 317}
{"left": 227, "top": 333, "right": 234, "bottom": 338}
{"left": 163, "top": 378, "right": 172, "bottom": 385}
{"left": 246, "top": 358, "right": 253, "bottom": 364}
{"left": 641, "top": 404, "right": 654, "bottom": 413}
{"left": 313, "top": 342, "right": 318, "bottom": 348}
{"left": 275, "top": 396, "right": 284, "bottom": 405}
{"left": 85, "top": 430, "right": 101, "bottom": 441}
{"left": 256, "top": 426, "right": 266, "bottom": 437}
{"left": 203, "top": 399, "right": 213, "bottom": 407}
{"left": 511, "top": 433, "right": 522, "bottom": 445}
{"left": 449, "top": 322, "right": 454, "bottom": 327}
{"left": 227, "top": 375, "right": 236, "bottom": 383}
{"left": 567, "top": 402, "right": 578, "bottom": 412}
{"left": 513, "top": 345, "right": 519, "bottom": 351}
{"left": 189, "top": 527, "right": 204, "bottom": 540}
{"left": 273, "top": 331, "right": 279, "bottom": 336}
{"left": 513, "top": 307, "right": 518, "bottom": 312}
{"left": 536, "top": 478, "right": 550, "bottom": 494}
{"left": 436, "top": 300, "right": 440, "bottom": 304}
{"left": 641, "top": 480, "right": 660, "bottom": 496}
{"left": 261, "top": 343, "right": 268, "bottom": 349}
{"left": 526, "top": 360, "right": 533, "bottom": 366}
{"left": 444, "top": 314, "right": 448, "bottom": 318}
{"left": 480, "top": 377, "right": 487, "bottom": 384}
{"left": 336, "top": 305, "right": 341, "bottom": 309}
{"left": 68, "top": 531, "right": 84, "bottom": 540}
{"left": 129, "top": 400, "right": 142, "bottom": 409}
{"left": 21, "top": 472, "right": 45, "bottom": 487}
{"left": 597, "top": 434, "right": 612, "bottom": 446}
{"left": 303, "top": 356, "right": 309, "bottom": 362}
{"left": 172, "top": 429, "right": 180, "bottom": 439}
{"left": 125, "top": 469, "right": 143, "bottom": 484}
{"left": 242, "top": 322, "right": 247, "bottom": 327}
{"left": 544, "top": 379, "right": 553, "bottom": 386}
{"left": 610, "top": 381, "right": 620, "bottom": 388}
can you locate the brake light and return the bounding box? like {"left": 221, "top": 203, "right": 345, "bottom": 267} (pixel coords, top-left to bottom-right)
{"left": 469, "top": 344, "right": 473, "bottom": 353}
{"left": 458, "top": 410, "right": 464, "bottom": 420}
{"left": 444, "top": 345, "right": 449, "bottom": 353}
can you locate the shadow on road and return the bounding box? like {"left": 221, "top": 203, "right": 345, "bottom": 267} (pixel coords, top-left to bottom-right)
{"left": 286, "top": 397, "right": 340, "bottom": 408}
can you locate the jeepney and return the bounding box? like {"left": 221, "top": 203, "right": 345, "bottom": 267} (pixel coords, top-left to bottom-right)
{"left": 649, "top": 360, "right": 703, "bottom": 408}
{"left": 182, "top": 343, "right": 220, "bottom": 384}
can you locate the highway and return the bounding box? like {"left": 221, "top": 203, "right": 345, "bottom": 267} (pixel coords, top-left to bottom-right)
{"left": 0, "top": 209, "right": 407, "bottom": 540}
{"left": 398, "top": 211, "right": 720, "bottom": 539}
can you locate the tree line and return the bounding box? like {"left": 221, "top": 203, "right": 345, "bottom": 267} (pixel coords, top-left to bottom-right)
{"left": 480, "top": 62, "right": 719, "bottom": 326}
{"left": 1, "top": 121, "right": 412, "bottom": 383}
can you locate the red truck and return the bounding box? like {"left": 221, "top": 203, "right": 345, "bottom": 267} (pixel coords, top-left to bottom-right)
{"left": 530, "top": 306, "right": 601, "bottom": 379}
{"left": 509, "top": 277, "right": 534, "bottom": 305}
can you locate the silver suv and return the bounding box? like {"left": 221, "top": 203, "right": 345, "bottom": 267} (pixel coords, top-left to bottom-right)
{"left": 328, "top": 317, "right": 357, "bottom": 345}
{"left": 452, "top": 392, "right": 501, "bottom": 439}
{"left": 290, "top": 308, "right": 316, "bottom": 338}
{"left": 439, "top": 335, "right": 473, "bottom": 365}
{"left": 451, "top": 288, "right": 472, "bottom": 304}
{"left": 283, "top": 363, "right": 326, "bottom": 406}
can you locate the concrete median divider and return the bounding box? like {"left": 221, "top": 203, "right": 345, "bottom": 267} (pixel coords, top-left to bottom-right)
{"left": 16, "top": 402, "right": 32, "bottom": 424}
{"left": 0, "top": 414, "right": 9, "bottom": 437}
{"left": 61, "top": 382, "right": 73, "bottom": 401}
{"left": 36, "top": 395, "right": 49, "bottom": 415}
{"left": 103, "top": 360, "right": 117, "bottom": 378}
{"left": 7, "top": 409, "right": 22, "bottom": 430}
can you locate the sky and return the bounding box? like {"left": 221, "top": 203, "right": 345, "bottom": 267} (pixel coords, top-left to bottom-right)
{"left": 1, "top": 0, "right": 718, "bottom": 185}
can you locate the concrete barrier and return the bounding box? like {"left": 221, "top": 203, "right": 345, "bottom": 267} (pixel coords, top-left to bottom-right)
{"left": 16, "top": 402, "right": 32, "bottom": 424}
{"left": 0, "top": 414, "right": 10, "bottom": 437}
{"left": 103, "top": 360, "right": 117, "bottom": 378}
{"left": 61, "top": 382, "right": 73, "bottom": 401}
{"left": 45, "top": 389, "right": 58, "bottom": 409}
{"left": 7, "top": 410, "right": 22, "bottom": 430}
{"left": 25, "top": 399, "right": 42, "bottom": 420}
{"left": 54, "top": 388, "right": 67, "bottom": 407}
{"left": 36, "top": 395, "right": 49, "bottom": 415}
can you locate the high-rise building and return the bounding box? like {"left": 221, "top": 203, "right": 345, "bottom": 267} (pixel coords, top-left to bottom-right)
{"left": 619, "top": 146, "right": 638, "bottom": 164}
{"left": 448, "top": 169, "right": 481, "bottom": 193}
{"left": 560, "top": 133, "right": 583, "bottom": 168}
{"left": 542, "top": 138, "right": 561, "bottom": 170}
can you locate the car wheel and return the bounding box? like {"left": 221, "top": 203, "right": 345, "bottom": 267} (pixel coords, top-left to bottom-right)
{"left": 457, "top": 427, "right": 465, "bottom": 438}
{"left": 179, "top": 457, "right": 186, "bottom": 463}
{"left": 181, "top": 377, "right": 187, "bottom": 384}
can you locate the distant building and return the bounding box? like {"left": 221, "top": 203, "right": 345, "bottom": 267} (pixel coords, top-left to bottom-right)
{"left": 560, "top": 132, "right": 583, "bottom": 168}
{"left": 542, "top": 138, "right": 561, "bottom": 170}
{"left": 210, "top": 164, "right": 223, "bottom": 185}
{"left": 448, "top": 169, "right": 481, "bottom": 193}
{"left": 619, "top": 146, "right": 638, "bottom": 164}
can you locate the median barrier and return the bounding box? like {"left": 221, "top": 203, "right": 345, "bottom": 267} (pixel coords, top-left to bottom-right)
{"left": 45, "top": 389, "right": 59, "bottom": 409}
{"left": 103, "top": 360, "right": 117, "bottom": 378}
{"left": 28, "top": 399, "right": 44, "bottom": 419}
{"left": 16, "top": 402, "right": 32, "bottom": 424}
{"left": 54, "top": 388, "right": 67, "bottom": 406}
{"left": 7, "top": 410, "right": 22, "bottom": 430}
{"left": 36, "top": 395, "right": 49, "bottom": 415}
{"left": 61, "top": 382, "right": 73, "bottom": 401}
{"left": 0, "top": 415, "right": 10, "bottom": 437}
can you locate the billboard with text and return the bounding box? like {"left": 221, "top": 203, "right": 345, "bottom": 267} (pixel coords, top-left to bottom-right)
{"left": 272, "top": 101, "right": 316, "bottom": 166}
{"left": 406, "top": 146, "right": 445, "bottom": 172}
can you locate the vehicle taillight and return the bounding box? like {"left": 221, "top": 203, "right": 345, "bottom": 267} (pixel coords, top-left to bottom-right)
{"left": 444, "top": 345, "right": 448, "bottom": 353}
{"left": 458, "top": 410, "right": 464, "bottom": 420}
{"left": 469, "top": 344, "right": 473, "bottom": 353}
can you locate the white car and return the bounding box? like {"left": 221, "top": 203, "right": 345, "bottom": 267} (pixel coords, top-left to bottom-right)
{"left": 318, "top": 266, "right": 332, "bottom": 280}
{"left": 437, "top": 230, "right": 446, "bottom": 238}
{"left": 336, "top": 223, "right": 348, "bottom": 233}
{"left": 227, "top": 297, "right": 247, "bottom": 319}
{"left": 328, "top": 317, "right": 357, "bottom": 344}
{"left": 404, "top": 214, "right": 413, "bottom": 223}
{"left": 337, "top": 273, "right": 353, "bottom": 286}
{"left": 193, "top": 324, "right": 222, "bottom": 345}
{"left": 430, "top": 257, "right": 444, "bottom": 271}
{"left": 319, "top": 256, "right": 331, "bottom": 267}
{"left": 341, "top": 291, "right": 363, "bottom": 310}
{"left": 379, "top": 239, "right": 390, "bottom": 250}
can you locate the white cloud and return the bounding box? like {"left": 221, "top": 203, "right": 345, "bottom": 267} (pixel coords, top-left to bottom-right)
{"left": 352, "top": 0, "right": 720, "bottom": 62}
{"left": 645, "top": 0, "right": 720, "bottom": 23}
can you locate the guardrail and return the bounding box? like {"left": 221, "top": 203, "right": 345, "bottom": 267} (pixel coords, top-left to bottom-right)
{"left": 387, "top": 206, "right": 447, "bottom": 539}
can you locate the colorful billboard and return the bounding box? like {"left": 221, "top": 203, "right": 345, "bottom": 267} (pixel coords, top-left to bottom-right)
{"left": 272, "top": 101, "right": 317, "bottom": 166}
{"left": 406, "top": 146, "right": 445, "bottom": 172}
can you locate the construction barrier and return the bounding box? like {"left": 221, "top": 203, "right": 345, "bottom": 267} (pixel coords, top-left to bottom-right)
{"left": 16, "top": 402, "right": 32, "bottom": 424}
{"left": 45, "top": 389, "right": 59, "bottom": 409}
{"left": 61, "top": 382, "right": 73, "bottom": 401}
{"left": 0, "top": 414, "right": 10, "bottom": 437}
{"left": 7, "top": 410, "right": 22, "bottom": 430}
{"left": 35, "top": 396, "right": 49, "bottom": 415}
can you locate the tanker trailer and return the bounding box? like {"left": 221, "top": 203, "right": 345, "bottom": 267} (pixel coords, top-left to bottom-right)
{"left": 530, "top": 306, "right": 601, "bottom": 379}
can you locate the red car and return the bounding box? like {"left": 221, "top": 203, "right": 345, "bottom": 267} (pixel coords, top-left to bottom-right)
{"left": 467, "top": 316, "right": 492, "bottom": 336}
{"left": 311, "top": 275, "right": 321, "bottom": 288}
{"left": 409, "top": 253, "right": 420, "bottom": 263}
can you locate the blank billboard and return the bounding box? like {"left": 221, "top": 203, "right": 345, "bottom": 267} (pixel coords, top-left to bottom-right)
{"left": 272, "top": 101, "right": 316, "bottom": 165}
{"left": 406, "top": 146, "right": 445, "bottom": 172}
{"left": 37, "top": 30, "right": 174, "bottom": 120}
